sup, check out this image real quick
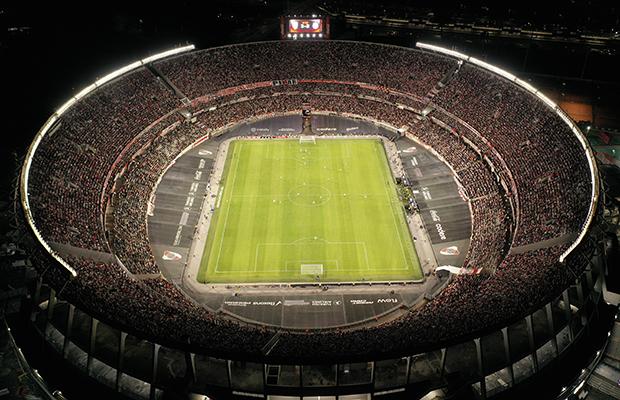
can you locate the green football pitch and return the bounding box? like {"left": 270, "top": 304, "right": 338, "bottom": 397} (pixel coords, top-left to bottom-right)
{"left": 198, "top": 138, "right": 422, "bottom": 283}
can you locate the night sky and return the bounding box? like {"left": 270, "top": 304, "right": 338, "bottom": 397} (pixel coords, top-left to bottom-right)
{"left": 1, "top": 0, "right": 618, "bottom": 201}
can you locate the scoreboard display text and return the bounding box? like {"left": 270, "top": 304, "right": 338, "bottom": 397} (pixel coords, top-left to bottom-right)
{"left": 281, "top": 16, "right": 330, "bottom": 39}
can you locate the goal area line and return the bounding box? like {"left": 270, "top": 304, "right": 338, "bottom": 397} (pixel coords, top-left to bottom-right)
{"left": 300, "top": 263, "right": 324, "bottom": 275}
{"left": 299, "top": 135, "right": 316, "bottom": 144}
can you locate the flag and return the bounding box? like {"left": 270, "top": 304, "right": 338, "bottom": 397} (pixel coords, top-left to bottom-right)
{"left": 162, "top": 250, "right": 182, "bottom": 261}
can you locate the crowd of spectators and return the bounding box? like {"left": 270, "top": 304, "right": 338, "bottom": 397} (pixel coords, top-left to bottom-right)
{"left": 406, "top": 118, "right": 510, "bottom": 272}
{"left": 34, "top": 239, "right": 592, "bottom": 363}
{"left": 271, "top": 241, "right": 593, "bottom": 362}
{"left": 24, "top": 41, "right": 598, "bottom": 362}
{"left": 431, "top": 64, "right": 591, "bottom": 246}
{"left": 155, "top": 41, "right": 454, "bottom": 101}
{"left": 46, "top": 256, "right": 273, "bottom": 357}
{"left": 109, "top": 91, "right": 417, "bottom": 274}
{"left": 111, "top": 115, "right": 192, "bottom": 275}
{"left": 28, "top": 68, "right": 181, "bottom": 251}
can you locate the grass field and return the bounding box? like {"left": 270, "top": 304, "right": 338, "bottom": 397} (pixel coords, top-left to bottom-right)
{"left": 198, "top": 138, "right": 422, "bottom": 283}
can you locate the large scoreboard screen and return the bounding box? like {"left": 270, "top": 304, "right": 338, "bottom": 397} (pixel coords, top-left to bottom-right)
{"left": 281, "top": 15, "right": 330, "bottom": 40}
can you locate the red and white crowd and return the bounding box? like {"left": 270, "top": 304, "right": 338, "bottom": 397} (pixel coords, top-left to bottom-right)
{"left": 25, "top": 41, "right": 596, "bottom": 361}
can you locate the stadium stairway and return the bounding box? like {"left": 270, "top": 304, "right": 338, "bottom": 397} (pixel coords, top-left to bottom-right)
{"left": 423, "top": 58, "right": 462, "bottom": 105}
{"left": 584, "top": 313, "right": 620, "bottom": 399}
{"left": 49, "top": 242, "right": 116, "bottom": 264}
{"left": 509, "top": 232, "right": 579, "bottom": 255}
{"left": 261, "top": 331, "right": 281, "bottom": 356}
{"left": 146, "top": 63, "right": 191, "bottom": 105}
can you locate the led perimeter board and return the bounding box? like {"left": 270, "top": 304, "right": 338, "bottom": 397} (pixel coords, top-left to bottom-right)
{"left": 281, "top": 15, "right": 330, "bottom": 40}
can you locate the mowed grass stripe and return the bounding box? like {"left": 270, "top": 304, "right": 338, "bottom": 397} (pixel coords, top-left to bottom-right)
{"left": 198, "top": 138, "right": 422, "bottom": 283}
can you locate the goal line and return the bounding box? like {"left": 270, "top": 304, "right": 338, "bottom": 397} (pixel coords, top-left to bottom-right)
{"left": 299, "top": 136, "right": 316, "bottom": 144}
{"left": 300, "top": 263, "right": 324, "bottom": 275}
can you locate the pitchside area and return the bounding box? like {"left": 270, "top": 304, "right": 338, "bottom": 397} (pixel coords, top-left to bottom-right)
{"left": 198, "top": 138, "right": 422, "bottom": 283}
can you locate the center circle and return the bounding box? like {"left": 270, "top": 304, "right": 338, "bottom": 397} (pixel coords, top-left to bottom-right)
{"left": 288, "top": 184, "right": 331, "bottom": 207}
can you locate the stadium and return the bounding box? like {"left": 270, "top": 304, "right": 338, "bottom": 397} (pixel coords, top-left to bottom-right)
{"left": 13, "top": 35, "right": 613, "bottom": 400}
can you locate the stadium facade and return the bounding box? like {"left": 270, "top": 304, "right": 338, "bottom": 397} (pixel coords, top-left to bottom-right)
{"left": 19, "top": 41, "right": 608, "bottom": 399}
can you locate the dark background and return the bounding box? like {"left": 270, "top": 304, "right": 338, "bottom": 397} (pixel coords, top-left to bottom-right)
{"left": 1, "top": 2, "right": 618, "bottom": 398}
{"left": 2, "top": 0, "right": 619, "bottom": 226}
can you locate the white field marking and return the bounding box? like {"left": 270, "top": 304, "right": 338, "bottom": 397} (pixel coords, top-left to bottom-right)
{"left": 252, "top": 241, "right": 371, "bottom": 273}
{"left": 300, "top": 263, "right": 324, "bottom": 275}
{"left": 363, "top": 242, "right": 371, "bottom": 270}
{"left": 389, "top": 192, "right": 417, "bottom": 269}
{"left": 229, "top": 193, "right": 386, "bottom": 199}
{"left": 179, "top": 212, "right": 189, "bottom": 226}
{"left": 218, "top": 219, "right": 407, "bottom": 274}
{"left": 215, "top": 185, "right": 224, "bottom": 209}
{"left": 286, "top": 260, "right": 338, "bottom": 274}
{"left": 286, "top": 185, "right": 332, "bottom": 207}
{"left": 278, "top": 140, "right": 354, "bottom": 165}
{"left": 253, "top": 244, "right": 260, "bottom": 273}
{"left": 212, "top": 140, "right": 412, "bottom": 276}
{"left": 217, "top": 141, "right": 357, "bottom": 273}
{"left": 257, "top": 239, "right": 366, "bottom": 246}
{"left": 214, "top": 266, "right": 409, "bottom": 274}
{"left": 271, "top": 147, "right": 352, "bottom": 163}
{"left": 374, "top": 144, "right": 412, "bottom": 271}
{"left": 213, "top": 143, "right": 242, "bottom": 273}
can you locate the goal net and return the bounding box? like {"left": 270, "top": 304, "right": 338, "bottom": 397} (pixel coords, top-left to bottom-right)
{"left": 301, "top": 264, "right": 323, "bottom": 275}
{"left": 299, "top": 136, "right": 316, "bottom": 144}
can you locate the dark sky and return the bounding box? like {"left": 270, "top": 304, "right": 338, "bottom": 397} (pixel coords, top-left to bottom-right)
{"left": 0, "top": 1, "right": 289, "bottom": 197}
{"left": 1, "top": 0, "right": 618, "bottom": 199}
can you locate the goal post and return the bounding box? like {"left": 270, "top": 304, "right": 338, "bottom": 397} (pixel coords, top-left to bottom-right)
{"left": 301, "top": 263, "right": 323, "bottom": 275}
{"left": 299, "top": 136, "right": 316, "bottom": 144}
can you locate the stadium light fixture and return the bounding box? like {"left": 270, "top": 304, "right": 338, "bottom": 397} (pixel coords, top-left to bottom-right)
{"left": 415, "top": 41, "right": 599, "bottom": 265}
{"left": 416, "top": 42, "right": 469, "bottom": 61}
{"left": 536, "top": 92, "right": 558, "bottom": 109}
{"left": 514, "top": 78, "right": 537, "bottom": 94}
{"left": 573, "top": 381, "right": 586, "bottom": 395}
{"left": 74, "top": 83, "right": 98, "bottom": 101}
{"left": 56, "top": 98, "right": 78, "bottom": 116}
{"left": 140, "top": 44, "right": 195, "bottom": 64}
{"left": 96, "top": 61, "right": 143, "bottom": 88}
{"left": 468, "top": 57, "right": 517, "bottom": 81}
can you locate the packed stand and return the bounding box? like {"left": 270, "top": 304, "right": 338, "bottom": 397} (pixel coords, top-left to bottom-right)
{"left": 156, "top": 41, "right": 455, "bottom": 101}
{"left": 28, "top": 68, "right": 180, "bottom": 251}
{"left": 431, "top": 64, "right": 591, "bottom": 246}
{"left": 24, "top": 41, "right": 598, "bottom": 363}
{"left": 409, "top": 118, "right": 510, "bottom": 272}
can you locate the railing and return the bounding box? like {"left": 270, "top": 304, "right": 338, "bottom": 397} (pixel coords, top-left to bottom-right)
{"left": 3, "top": 319, "right": 58, "bottom": 399}
{"left": 30, "top": 261, "right": 604, "bottom": 400}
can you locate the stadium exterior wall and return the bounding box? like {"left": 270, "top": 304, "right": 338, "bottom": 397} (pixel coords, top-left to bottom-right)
{"left": 19, "top": 40, "right": 609, "bottom": 399}
{"left": 29, "top": 253, "right": 605, "bottom": 399}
